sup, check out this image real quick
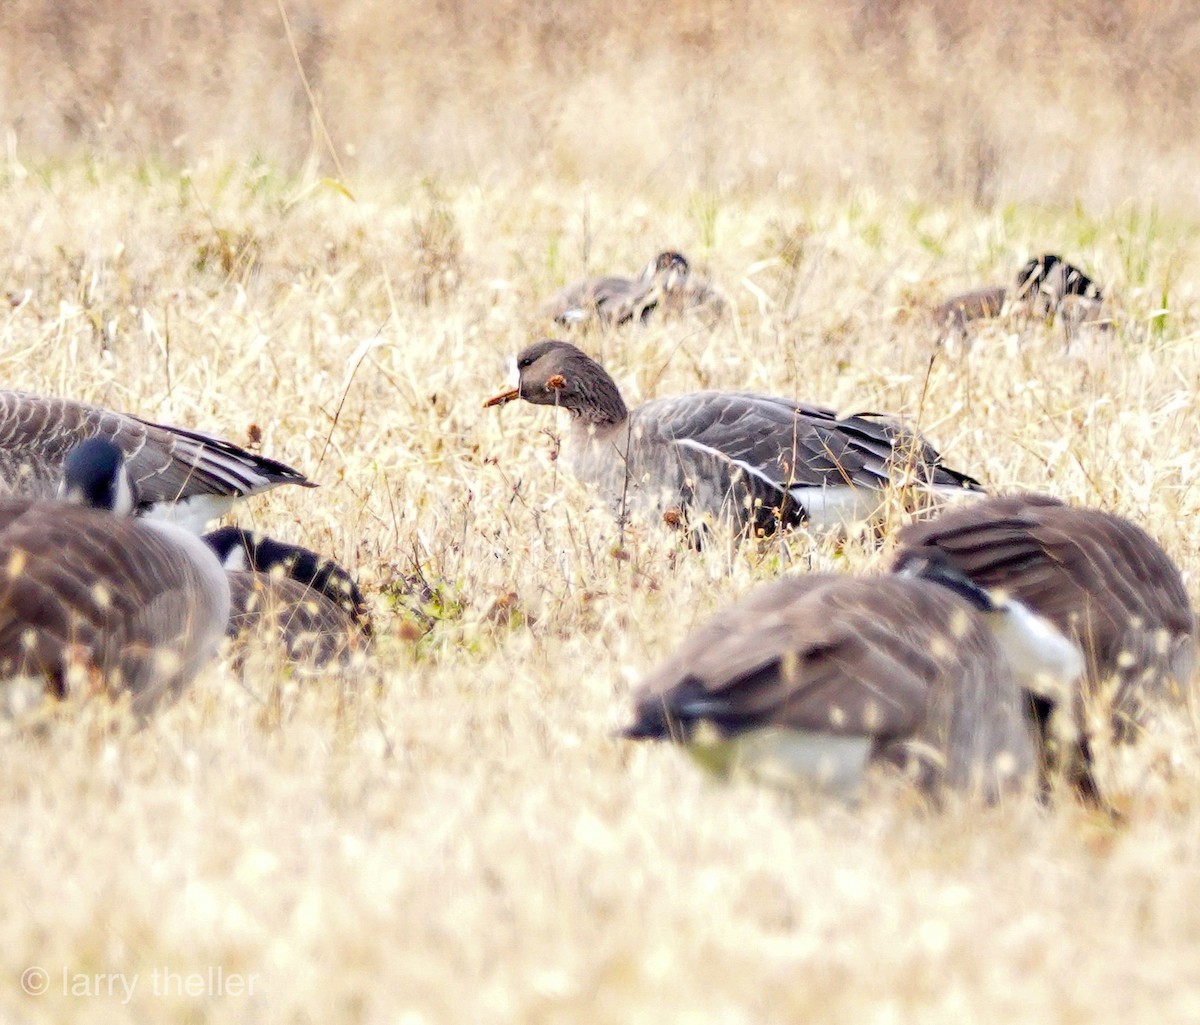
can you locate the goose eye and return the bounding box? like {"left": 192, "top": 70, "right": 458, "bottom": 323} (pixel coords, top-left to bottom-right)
{"left": 517, "top": 357, "right": 534, "bottom": 369}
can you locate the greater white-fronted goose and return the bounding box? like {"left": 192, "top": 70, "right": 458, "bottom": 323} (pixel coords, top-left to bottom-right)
{"left": 203, "top": 527, "right": 371, "bottom": 668}
{"left": 0, "top": 438, "right": 231, "bottom": 714}
{"left": 935, "top": 253, "right": 1104, "bottom": 332}
{"left": 619, "top": 570, "right": 1037, "bottom": 799}
{"left": 485, "top": 340, "right": 981, "bottom": 536}
{"left": 0, "top": 390, "right": 313, "bottom": 532}
{"left": 545, "top": 250, "right": 694, "bottom": 326}
{"left": 891, "top": 493, "right": 1195, "bottom": 753}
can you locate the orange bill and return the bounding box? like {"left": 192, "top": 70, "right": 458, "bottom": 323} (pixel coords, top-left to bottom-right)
{"left": 484, "top": 387, "right": 520, "bottom": 408}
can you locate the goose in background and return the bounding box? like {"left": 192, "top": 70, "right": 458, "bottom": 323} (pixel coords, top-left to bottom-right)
{"left": 935, "top": 253, "right": 1104, "bottom": 333}
{"left": 619, "top": 568, "right": 1039, "bottom": 800}
{"left": 0, "top": 390, "right": 313, "bottom": 532}
{"left": 545, "top": 250, "right": 713, "bottom": 327}
{"left": 485, "top": 340, "right": 981, "bottom": 537}
{"left": 203, "top": 527, "right": 371, "bottom": 669}
{"left": 891, "top": 493, "right": 1195, "bottom": 791}
{"left": 0, "top": 437, "right": 230, "bottom": 715}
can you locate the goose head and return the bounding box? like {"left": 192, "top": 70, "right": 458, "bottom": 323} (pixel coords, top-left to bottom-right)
{"left": 1013, "top": 253, "right": 1102, "bottom": 313}
{"left": 58, "top": 437, "right": 137, "bottom": 515}
{"left": 651, "top": 250, "right": 690, "bottom": 290}
{"left": 485, "top": 340, "right": 629, "bottom": 426}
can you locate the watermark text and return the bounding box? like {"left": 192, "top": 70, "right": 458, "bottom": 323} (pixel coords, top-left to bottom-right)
{"left": 20, "top": 965, "right": 259, "bottom": 1003}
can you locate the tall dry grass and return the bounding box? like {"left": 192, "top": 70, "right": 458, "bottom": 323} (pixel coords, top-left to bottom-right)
{"left": 0, "top": 156, "right": 1198, "bottom": 1024}
{"left": 2, "top": 1, "right": 1200, "bottom": 209}
{"left": 1, "top": 3, "right": 1200, "bottom": 1023}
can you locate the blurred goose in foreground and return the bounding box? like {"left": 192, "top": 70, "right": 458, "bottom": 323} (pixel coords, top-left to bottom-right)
{"left": 204, "top": 527, "right": 371, "bottom": 668}
{"left": 892, "top": 493, "right": 1195, "bottom": 784}
{"left": 0, "top": 438, "right": 230, "bottom": 714}
{"left": 935, "top": 254, "right": 1104, "bottom": 333}
{"left": 619, "top": 569, "right": 1040, "bottom": 799}
{"left": 485, "top": 340, "right": 981, "bottom": 536}
{"left": 0, "top": 390, "right": 313, "bottom": 532}
{"left": 545, "top": 250, "right": 699, "bottom": 326}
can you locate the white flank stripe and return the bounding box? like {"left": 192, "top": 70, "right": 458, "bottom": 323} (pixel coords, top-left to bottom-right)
{"left": 789, "top": 485, "right": 883, "bottom": 531}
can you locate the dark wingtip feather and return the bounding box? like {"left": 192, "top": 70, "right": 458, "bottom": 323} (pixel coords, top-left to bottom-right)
{"left": 131, "top": 414, "right": 317, "bottom": 492}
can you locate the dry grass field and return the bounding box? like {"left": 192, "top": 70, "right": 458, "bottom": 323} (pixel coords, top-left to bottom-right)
{"left": 3, "top": 2, "right": 1200, "bottom": 1023}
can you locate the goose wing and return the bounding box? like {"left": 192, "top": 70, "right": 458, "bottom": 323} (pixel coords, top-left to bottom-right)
{"left": 625, "top": 575, "right": 931, "bottom": 741}
{"left": 548, "top": 274, "right": 653, "bottom": 325}
{"left": 0, "top": 391, "right": 311, "bottom": 505}
{"left": 934, "top": 285, "right": 1008, "bottom": 327}
{"left": 641, "top": 391, "right": 975, "bottom": 499}
{"left": 125, "top": 416, "right": 312, "bottom": 504}
{"left": 893, "top": 493, "right": 1195, "bottom": 686}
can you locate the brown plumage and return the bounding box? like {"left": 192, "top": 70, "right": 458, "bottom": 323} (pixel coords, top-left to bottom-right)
{"left": 621, "top": 572, "right": 1036, "bottom": 798}
{"left": 934, "top": 254, "right": 1104, "bottom": 332}
{"left": 891, "top": 493, "right": 1195, "bottom": 742}
{"left": 0, "top": 500, "right": 230, "bottom": 714}
{"left": 933, "top": 285, "right": 1008, "bottom": 332}
{"left": 486, "top": 340, "right": 980, "bottom": 537}
{"left": 203, "top": 527, "right": 370, "bottom": 670}
{"left": 222, "top": 571, "right": 368, "bottom": 670}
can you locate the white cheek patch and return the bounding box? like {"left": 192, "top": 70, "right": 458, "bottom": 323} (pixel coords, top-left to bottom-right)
{"left": 113, "top": 470, "right": 136, "bottom": 517}
{"left": 220, "top": 545, "right": 250, "bottom": 572}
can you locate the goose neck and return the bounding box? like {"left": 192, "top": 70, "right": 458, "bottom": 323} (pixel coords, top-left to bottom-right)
{"left": 568, "top": 360, "right": 629, "bottom": 427}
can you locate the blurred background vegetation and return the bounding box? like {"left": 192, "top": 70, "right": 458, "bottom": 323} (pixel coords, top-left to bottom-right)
{"left": 2, "top": 0, "right": 1198, "bottom": 210}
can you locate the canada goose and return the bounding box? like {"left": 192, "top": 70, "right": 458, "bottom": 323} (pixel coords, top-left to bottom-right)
{"left": 619, "top": 570, "right": 1037, "bottom": 799}
{"left": 203, "top": 527, "right": 371, "bottom": 668}
{"left": 0, "top": 390, "right": 313, "bottom": 532}
{"left": 891, "top": 493, "right": 1195, "bottom": 771}
{"left": 935, "top": 254, "right": 1104, "bottom": 332}
{"left": 485, "top": 340, "right": 981, "bottom": 536}
{"left": 0, "top": 437, "right": 231, "bottom": 714}
{"left": 545, "top": 250, "right": 695, "bottom": 326}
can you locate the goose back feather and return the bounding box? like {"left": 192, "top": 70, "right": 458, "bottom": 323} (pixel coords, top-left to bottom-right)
{"left": 892, "top": 493, "right": 1195, "bottom": 737}
{"left": 203, "top": 527, "right": 371, "bottom": 669}
{"left": 222, "top": 571, "right": 368, "bottom": 669}
{"left": 622, "top": 573, "right": 1036, "bottom": 798}
{"left": 546, "top": 251, "right": 693, "bottom": 326}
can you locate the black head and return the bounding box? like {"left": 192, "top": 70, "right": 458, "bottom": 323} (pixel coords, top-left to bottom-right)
{"left": 203, "top": 526, "right": 372, "bottom": 635}
{"left": 1015, "top": 253, "right": 1063, "bottom": 292}
{"left": 1015, "top": 254, "right": 1102, "bottom": 303}
{"left": 59, "top": 437, "right": 137, "bottom": 515}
